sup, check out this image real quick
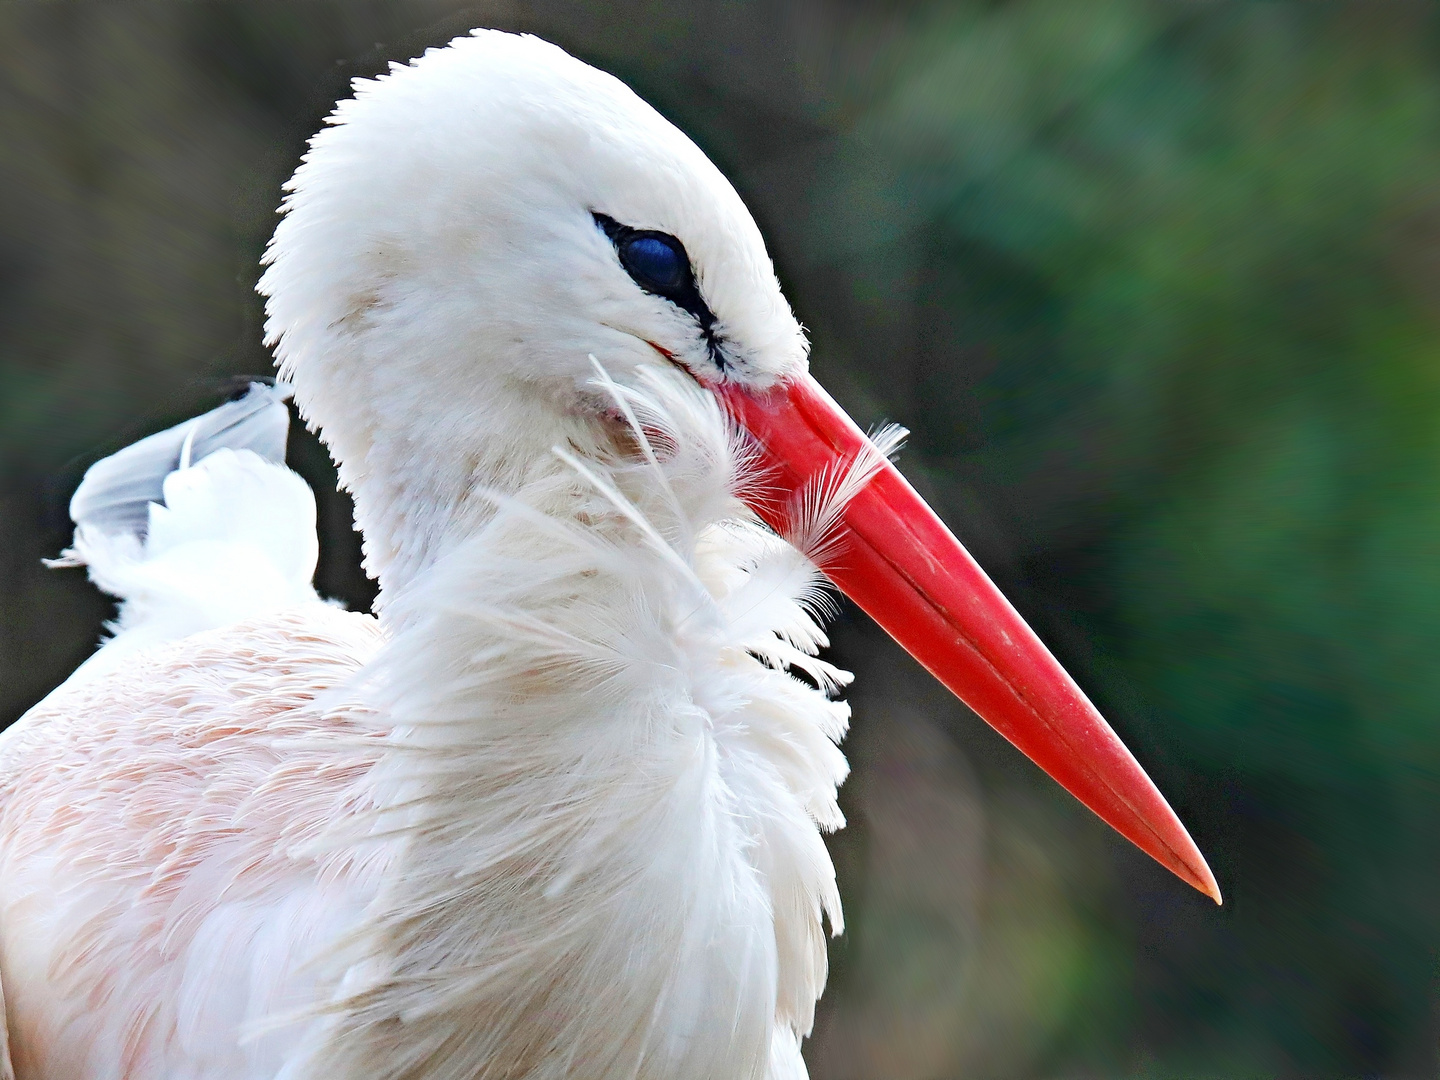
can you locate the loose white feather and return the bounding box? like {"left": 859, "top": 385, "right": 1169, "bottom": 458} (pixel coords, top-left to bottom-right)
{"left": 67, "top": 382, "right": 293, "bottom": 541}
{"left": 50, "top": 384, "right": 324, "bottom": 681}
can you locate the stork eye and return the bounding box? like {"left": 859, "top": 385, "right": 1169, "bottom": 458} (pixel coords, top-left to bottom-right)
{"left": 620, "top": 235, "right": 686, "bottom": 292}
{"left": 593, "top": 211, "right": 723, "bottom": 368}
{"left": 593, "top": 212, "right": 706, "bottom": 313}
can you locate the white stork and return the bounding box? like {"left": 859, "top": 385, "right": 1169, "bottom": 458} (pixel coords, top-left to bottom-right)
{"left": 0, "top": 30, "right": 1218, "bottom": 1080}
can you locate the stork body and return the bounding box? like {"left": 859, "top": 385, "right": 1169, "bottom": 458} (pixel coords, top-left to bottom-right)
{"left": 0, "top": 30, "right": 1216, "bottom": 1080}
{"left": 1, "top": 372, "right": 840, "bottom": 1080}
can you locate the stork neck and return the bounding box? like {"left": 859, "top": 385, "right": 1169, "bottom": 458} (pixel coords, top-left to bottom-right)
{"left": 342, "top": 397, "right": 659, "bottom": 610}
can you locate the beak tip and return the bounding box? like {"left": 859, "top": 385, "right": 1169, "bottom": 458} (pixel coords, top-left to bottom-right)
{"left": 1199, "top": 866, "right": 1224, "bottom": 906}
{"left": 1175, "top": 844, "right": 1222, "bottom": 905}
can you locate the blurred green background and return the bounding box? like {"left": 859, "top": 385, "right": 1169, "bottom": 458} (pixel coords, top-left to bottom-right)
{"left": 2, "top": 1, "right": 1438, "bottom": 1075}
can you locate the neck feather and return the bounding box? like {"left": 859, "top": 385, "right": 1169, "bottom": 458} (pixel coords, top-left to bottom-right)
{"left": 308, "top": 368, "right": 854, "bottom": 1079}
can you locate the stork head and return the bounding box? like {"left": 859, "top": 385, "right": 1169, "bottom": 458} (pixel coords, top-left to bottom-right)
{"left": 260, "top": 32, "right": 806, "bottom": 581}
{"left": 259, "top": 30, "right": 1219, "bottom": 903}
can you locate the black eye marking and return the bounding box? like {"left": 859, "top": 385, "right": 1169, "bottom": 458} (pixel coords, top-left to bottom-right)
{"left": 593, "top": 212, "right": 726, "bottom": 372}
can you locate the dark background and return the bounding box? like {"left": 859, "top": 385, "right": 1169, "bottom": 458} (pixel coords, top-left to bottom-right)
{"left": 3, "top": 2, "right": 1438, "bottom": 1076}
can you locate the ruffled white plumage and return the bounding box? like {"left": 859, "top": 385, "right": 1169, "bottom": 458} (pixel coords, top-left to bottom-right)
{"left": 277, "top": 367, "right": 855, "bottom": 1080}
{"left": 0, "top": 365, "right": 871, "bottom": 1080}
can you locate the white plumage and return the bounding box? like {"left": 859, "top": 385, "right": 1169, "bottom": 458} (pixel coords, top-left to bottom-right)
{"left": 0, "top": 32, "right": 861, "bottom": 1079}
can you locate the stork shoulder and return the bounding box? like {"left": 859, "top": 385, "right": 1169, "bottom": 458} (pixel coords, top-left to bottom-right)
{"left": 0, "top": 605, "right": 389, "bottom": 1079}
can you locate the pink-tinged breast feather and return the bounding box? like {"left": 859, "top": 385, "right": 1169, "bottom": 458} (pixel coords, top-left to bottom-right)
{"left": 0, "top": 606, "right": 386, "bottom": 1080}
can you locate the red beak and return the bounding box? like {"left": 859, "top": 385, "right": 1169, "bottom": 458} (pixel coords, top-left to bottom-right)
{"left": 717, "top": 373, "right": 1221, "bottom": 903}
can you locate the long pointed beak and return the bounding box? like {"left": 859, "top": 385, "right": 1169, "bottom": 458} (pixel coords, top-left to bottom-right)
{"left": 717, "top": 373, "right": 1220, "bottom": 903}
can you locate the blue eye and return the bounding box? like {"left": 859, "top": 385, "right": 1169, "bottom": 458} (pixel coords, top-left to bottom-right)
{"left": 592, "top": 212, "right": 719, "bottom": 353}
{"left": 620, "top": 235, "right": 687, "bottom": 292}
